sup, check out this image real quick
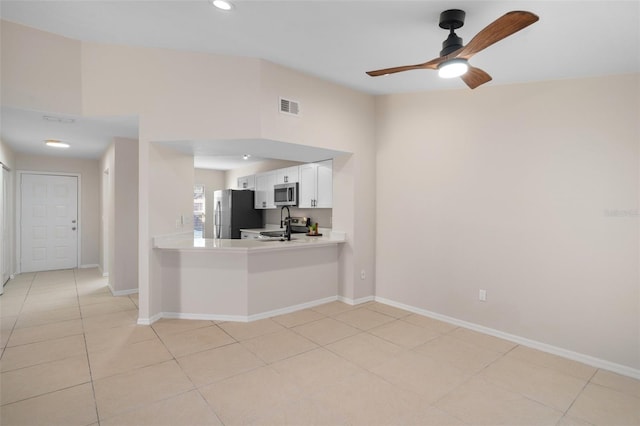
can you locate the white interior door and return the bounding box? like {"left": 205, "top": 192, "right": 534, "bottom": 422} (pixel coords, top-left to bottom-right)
{"left": 21, "top": 174, "right": 78, "bottom": 272}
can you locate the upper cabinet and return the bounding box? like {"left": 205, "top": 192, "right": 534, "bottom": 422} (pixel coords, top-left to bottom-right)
{"left": 275, "top": 166, "right": 299, "bottom": 184}
{"left": 254, "top": 171, "right": 277, "bottom": 209}
{"left": 298, "top": 160, "right": 332, "bottom": 208}
{"left": 237, "top": 175, "right": 255, "bottom": 190}
{"left": 240, "top": 162, "right": 331, "bottom": 209}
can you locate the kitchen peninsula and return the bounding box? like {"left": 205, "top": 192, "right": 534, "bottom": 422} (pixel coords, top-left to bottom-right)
{"left": 152, "top": 233, "right": 345, "bottom": 322}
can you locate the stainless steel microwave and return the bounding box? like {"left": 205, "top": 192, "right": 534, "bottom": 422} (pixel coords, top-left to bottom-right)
{"left": 274, "top": 183, "right": 298, "bottom": 206}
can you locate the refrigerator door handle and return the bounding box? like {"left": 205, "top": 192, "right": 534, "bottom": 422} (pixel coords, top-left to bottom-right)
{"left": 215, "top": 201, "right": 221, "bottom": 239}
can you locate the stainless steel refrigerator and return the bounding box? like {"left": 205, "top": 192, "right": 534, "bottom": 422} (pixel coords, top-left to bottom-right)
{"left": 213, "top": 190, "right": 263, "bottom": 239}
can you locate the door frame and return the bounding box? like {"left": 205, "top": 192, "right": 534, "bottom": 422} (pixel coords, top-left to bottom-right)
{"left": 16, "top": 171, "right": 82, "bottom": 274}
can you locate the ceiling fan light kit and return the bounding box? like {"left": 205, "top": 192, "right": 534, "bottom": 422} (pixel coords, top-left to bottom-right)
{"left": 211, "top": 0, "right": 233, "bottom": 11}
{"left": 366, "top": 9, "right": 539, "bottom": 89}
{"left": 438, "top": 58, "right": 469, "bottom": 78}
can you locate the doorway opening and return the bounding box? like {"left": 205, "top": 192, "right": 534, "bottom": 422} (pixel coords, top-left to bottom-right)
{"left": 194, "top": 184, "right": 205, "bottom": 239}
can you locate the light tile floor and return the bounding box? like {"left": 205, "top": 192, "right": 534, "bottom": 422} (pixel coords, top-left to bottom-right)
{"left": 1, "top": 268, "right": 639, "bottom": 426}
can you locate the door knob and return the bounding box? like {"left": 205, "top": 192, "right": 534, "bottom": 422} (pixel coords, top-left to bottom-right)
{"left": 72, "top": 227, "right": 76, "bottom": 231}
{"left": 72, "top": 220, "right": 76, "bottom": 223}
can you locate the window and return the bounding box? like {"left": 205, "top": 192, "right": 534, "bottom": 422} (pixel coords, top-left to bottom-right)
{"left": 194, "top": 185, "right": 205, "bottom": 238}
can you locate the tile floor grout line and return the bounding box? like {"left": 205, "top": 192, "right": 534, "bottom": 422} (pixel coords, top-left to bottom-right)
{"left": 558, "top": 369, "right": 596, "bottom": 425}
{"left": 470, "top": 349, "right": 579, "bottom": 417}
{"left": 0, "top": 271, "right": 36, "bottom": 356}
{"left": 0, "top": 270, "right": 95, "bottom": 409}
{"left": 151, "top": 320, "right": 236, "bottom": 426}
{"left": 0, "top": 380, "right": 95, "bottom": 408}
{"left": 74, "top": 268, "right": 102, "bottom": 426}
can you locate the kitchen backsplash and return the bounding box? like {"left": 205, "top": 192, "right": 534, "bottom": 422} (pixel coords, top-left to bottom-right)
{"left": 264, "top": 208, "right": 332, "bottom": 228}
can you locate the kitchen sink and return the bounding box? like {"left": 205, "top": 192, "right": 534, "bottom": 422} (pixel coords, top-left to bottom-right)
{"left": 260, "top": 231, "right": 286, "bottom": 238}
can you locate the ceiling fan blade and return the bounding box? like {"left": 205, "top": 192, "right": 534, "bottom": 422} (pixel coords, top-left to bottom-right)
{"left": 456, "top": 11, "right": 539, "bottom": 59}
{"left": 460, "top": 66, "right": 492, "bottom": 89}
{"left": 366, "top": 55, "right": 447, "bottom": 77}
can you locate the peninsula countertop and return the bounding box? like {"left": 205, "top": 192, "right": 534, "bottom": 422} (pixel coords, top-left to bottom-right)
{"left": 153, "top": 232, "right": 345, "bottom": 253}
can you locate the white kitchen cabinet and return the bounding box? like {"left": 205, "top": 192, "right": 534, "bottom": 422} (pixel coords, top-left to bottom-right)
{"left": 254, "top": 171, "right": 277, "bottom": 209}
{"left": 237, "top": 175, "right": 255, "bottom": 190}
{"left": 298, "top": 160, "right": 332, "bottom": 208}
{"left": 275, "top": 166, "right": 299, "bottom": 184}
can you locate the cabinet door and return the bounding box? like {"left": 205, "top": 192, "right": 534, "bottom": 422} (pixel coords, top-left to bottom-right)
{"left": 264, "top": 172, "right": 277, "bottom": 208}
{"left": 298, "top": 163, "right": 317, "bottom": 208}
{"left": 287, "top": 166, "right": 300, "bottom": 184}
{"left": 255, "top": 171, "right": 277, "bottom": 209}
{"left": 238, "top": 177, "right": 247, "bottom": 189}
{"left": 275, "top": 168, "right": 286, "bottom": 185}
{"left": 238, "top": 175, "right": 255, "bottom": 190}
{"left": 254, "top": 173, "right": 269, "bottom": 209}
{"left": 315, "top": 160, "right": 333, "bottom": 208}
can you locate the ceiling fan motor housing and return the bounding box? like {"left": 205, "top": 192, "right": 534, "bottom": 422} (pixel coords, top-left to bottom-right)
{"left": 439, "top": 9, "right": 466, "bottom": 56}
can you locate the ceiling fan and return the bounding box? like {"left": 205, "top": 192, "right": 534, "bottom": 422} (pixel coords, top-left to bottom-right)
{"left": 366, "top": 9, "right": 539, "bottom": 89}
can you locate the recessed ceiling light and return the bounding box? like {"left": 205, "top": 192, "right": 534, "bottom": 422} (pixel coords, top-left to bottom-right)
{"left": 44, "top": 139, "right": 70, "bottom": 149}
{"left": 243, "top": 154, "right": 250, "bottom": 160}
{"left": 211, "top": 0, "right": 233, "bottom": 11}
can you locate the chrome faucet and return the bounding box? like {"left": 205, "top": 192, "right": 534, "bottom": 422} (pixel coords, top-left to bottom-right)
{"left": 280, "top": 206, "right": 292, "bottom": 241}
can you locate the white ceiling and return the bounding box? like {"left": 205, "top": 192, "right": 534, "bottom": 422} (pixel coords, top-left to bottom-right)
{"left": 0, "top": 107, "right": 138, "bottom": 159}
{"left": 1, "top": 0, "right": 638, "bottom": 167}
{"left": 166, "top": 138, "right": 348, "bottom": 170}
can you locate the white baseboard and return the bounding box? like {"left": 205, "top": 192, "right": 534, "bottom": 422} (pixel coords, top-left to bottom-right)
{"left": 375, "top": 296, "right": 640, "bottom": 380}
{"left": 109, "top": 287, "right": 138, "bottom": 297}
{"left": 98, "top": 265, "right": 109, "bottom": 277}
{"left": 247, "top": 295, "right": 338, "bottom": 322}
{"left": 338, "top": 295, "right": 375, "bottom": 306}
{"left": 142, "top": 296, "right": 340, "bottom": 325}
{"left": 137, "top": 312, "right": 162, "bottom": 326}
{"left": 79, "top": 264, "right": 99, "bottom": 269}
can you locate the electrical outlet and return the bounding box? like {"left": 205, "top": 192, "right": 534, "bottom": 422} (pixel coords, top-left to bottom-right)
{"left": 479, "top": 289, "right": 487, "bottom": 302}
{"left": 360, "top": 270, "right": 366, "bottom": 280}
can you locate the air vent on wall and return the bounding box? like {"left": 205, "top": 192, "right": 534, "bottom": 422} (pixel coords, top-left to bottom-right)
{"left": 279, "top": 97, "right": 300, "bottom": 116}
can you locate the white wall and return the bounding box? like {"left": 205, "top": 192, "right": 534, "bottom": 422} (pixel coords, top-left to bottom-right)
{"left": 1, "top": 21, "right": 82, "bottom": 114}
{"left": 148, "top": 143, "right": 195, "bottom": 317}
{"left": 2, "top": 23, "right": 376, "bottom": 321}
{"left": 113, "top": 138, "right": 139, "bottom": 293}
{"left": 258, "top": 61, "right": 377, "bottom": 302}
{"left": 100, "top": 143, "right": 114, "bottom": 277}
{"left": 78, "top": 40, "right": 263, "bottom": 321}
{"left": 0, "top": 140, "right": 16, "bottom": 168}
{"left": 375, "top": 74, "right": 640, "bottom": 371}
{"left": 15, "top": 153, "right": 101, "bottom": 268}
{"left": 101, "top": 138, "right": 139, "bottom": 293}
